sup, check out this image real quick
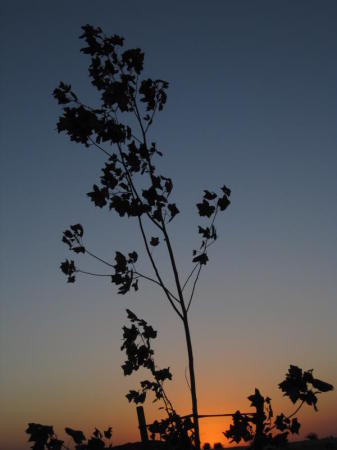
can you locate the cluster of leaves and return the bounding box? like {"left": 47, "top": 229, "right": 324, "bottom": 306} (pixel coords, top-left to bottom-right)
{"left": 60, "top": 224, "right": 85, "bottom": 282}
{"left": 111, "top": 250, "right": 139, "bottom": 294}
{"left": 60, "top": 222, "right": 141, "bottom": 293}
{"left": 224, "top": 366, "right": 333, "bottom": 449}
{"left": 193, "top": 186, "right": 231, "bottom": 266}
{"left": 148, "top": 414, "right": 194, "bottom": 450}
{"left": 26, "top": 424, "right": 113, "bottom": 450}
{"left": 121, "top": 309, "right": 173, "bottom": 408}
{"left": 121, "top": 310, "right": 195, "bottom": 448}
{"left": 56, "top": 25, "right": 232, "bottom": 306}
{"left": 279, "top": 364, "right": 333, "bottom": 410}
{"left": 26, "top": 424, "right": 63, "bottom": 450}
{"left": 54, "top": 25, "right": 178, "bottom": 228}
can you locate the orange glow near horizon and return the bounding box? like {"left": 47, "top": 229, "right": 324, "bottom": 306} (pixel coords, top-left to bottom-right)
{"left": 1, "top": 365, "right": 336, "bottom": 450}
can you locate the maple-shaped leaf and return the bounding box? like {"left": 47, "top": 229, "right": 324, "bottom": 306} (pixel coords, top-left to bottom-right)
{"left": 221, "top": 184, "right": 231, "bottom": 196}
{"left": 248, "top": 388, "right": 264, "bottom": 408}
{"left": 150, "top": 237, "right": 159, "bottom": 246}
{"left": 126, "top": 309, "right": 138, "bottom": 322}
{"left": 303, "top": 390, "right": 318, "bottom": 410}
{"left": 154, "top": 367, "right": 172, "bottom": 381}
{"left": 70, "top": 223, "right": 84, "bottom": 237}
{"left": 126, "top": 390, "right": 146, "bottom": 404}
{"left": 65, "top": 428, "right": 86, "bottom": 444}
{"left": 203, "top": 190, "right": 217, "bottom": 200}
{"left": 197, "top": 200, "right": 215, "bottom": 217}
{"left": 290, "top": 418, "right": 300, "bottom": 434}
{"left": 198, "top": 226, "right": 210, "bottom": 239}
{"left": 279, "top": 365, "right": 306, "bottom": 404}
{"left": 122, "top": 360, "right": 134, "bottom": 376}
{"left": 128, "top": 251, "right": 138, "bottom": 263}
{"left": 60, "top": 259, "right": 76, "bottom": 283}
{"left": 114, "top": 251, "right": 127, "bottom": 272}
{"left": 143, "top": 324, "right": 157, "bottom": 340}
{"left": 274, "top": 414, "right": 289, "bottom": 431}
{"left": 87, "top": 185, "right": 108, "bottom": 208}
{"left": 311, "top": 377, "right": 334, "bottom": 392}
{"left": 218, "top": 195, "right": 230, "bottom": 211}
{"left": 168, "top": 203, "right": 179, "bottom": 222}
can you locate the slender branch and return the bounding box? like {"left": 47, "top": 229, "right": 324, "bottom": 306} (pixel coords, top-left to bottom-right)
{"left": 185, "top": 367, "right": 191, "bottom": 391}
{"left": 182, "top": 263, "right": 199, "bottom": 292}
{"left": 84, "top": 248, "right": 115, "bottom": 268}
{"left": 268, "top": 400, "right": 305, "bottom": 432}
{"left": 185, "top": 206, "right": 220, "bottom": 311}
{"left": 131, "top": 133, "right": 143, "bottom": 144}
{"left": 76, "top": 269, "right": 112, "bottom": 277}
{"left": 144, "top": 103, "right": 158, "bottom": 134}
{"left": 178, "top": 412, "right": 255, "bottom": 420}
{"left": 133, "top": 98, "right": 147, "bottom": 143}
{"left": 137, "top": 215, "right": 183, "bottom": 319}
{"left": 133, "top": 269, "right": 180, "bottom": 303}
{"left": 160, "top": 219, "right": 185, "bottom": 306}
{"left": 187, "top": 264, "right": 202, "bottom": 312}
{"left": 88, "top": 137, "right": 113, "bottom": 158}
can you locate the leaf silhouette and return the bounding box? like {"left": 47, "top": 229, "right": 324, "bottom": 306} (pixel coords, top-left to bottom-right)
{"left": 65, "top": 428, "right": 86, "bottom": 444}
{"left": 197, "top": 200, "right": 215, "bottom": 217}
{"left": 150, "top": 237, "right": 159, "bottom": 246}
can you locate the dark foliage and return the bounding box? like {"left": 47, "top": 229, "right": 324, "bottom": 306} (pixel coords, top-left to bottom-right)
{"left": 279, "top": 365, "right": 334, "bottom": 410}
{"left": 148, "top": 414, "right": 194, "bottom": 450}
{"left": 55, "top": 24, "right": 230, "bottom": 300}
{"left": 121, "top": 310, "right": 173, "bottom": 411}
{"left": 224, "top": 366, "right": 333, "bottom": 450}
{"left": 26, "top": 424, "right": 113, "bottom": 450}
{"left": 121, "top": 310, "right": 195, "bottom": 448}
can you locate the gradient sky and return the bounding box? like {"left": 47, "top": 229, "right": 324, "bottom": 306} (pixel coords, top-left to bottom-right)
{"left": 1, "top": 1, "right": 337, "bottom": 449}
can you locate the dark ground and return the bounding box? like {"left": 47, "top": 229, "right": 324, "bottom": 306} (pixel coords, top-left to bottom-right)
{"left": 111, "top": 437, "right": 337, "bottom": 450}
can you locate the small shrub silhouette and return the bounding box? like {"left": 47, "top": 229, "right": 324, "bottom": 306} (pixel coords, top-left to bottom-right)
{"left": 25, "top": 424, "right": 113, "bottom": 450}
{"left": 224, "top": 365, "right": 333, "bottom": 450}
{"left": 121, "top": 309, "right": 194, "bottom": 449}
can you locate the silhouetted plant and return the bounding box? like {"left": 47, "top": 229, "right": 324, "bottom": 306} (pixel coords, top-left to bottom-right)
{"left": 26, "top": 424, "right": 113, "bottom": 450}
{"left": 54, "top": 24, "right": 231, "bottom": 450}
{"left": 121, "top": 309, "right": 194, "bottom": 448}
{"left": 121, "top": 309, "right": 174, "bottom": 415}
{"left": 148, "top": 414, "right": 195, "bottom": 450}
{"left": 224, "top": 365, "right": 333, "bottom": 450}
